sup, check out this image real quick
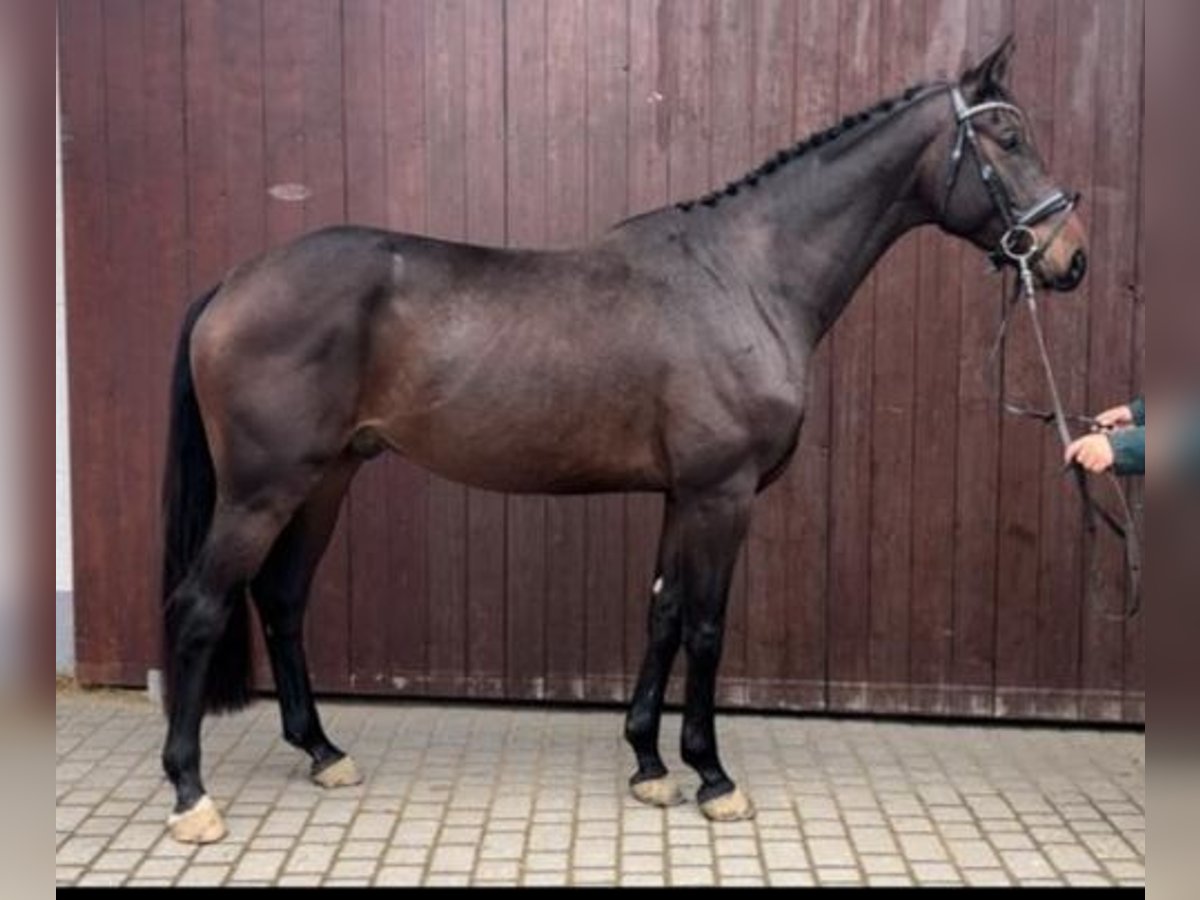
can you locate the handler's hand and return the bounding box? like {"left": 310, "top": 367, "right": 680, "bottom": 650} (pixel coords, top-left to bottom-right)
{"left": 1095, "top": 404, "right": 1134, "bottom": 431}
{"left": 1065, "top": 434, "right": 1115, "bottom": 474}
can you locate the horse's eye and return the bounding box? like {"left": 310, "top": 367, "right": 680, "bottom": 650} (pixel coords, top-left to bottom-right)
{"left": 1000, "top": 132, "right": 1023, "bottom": 153}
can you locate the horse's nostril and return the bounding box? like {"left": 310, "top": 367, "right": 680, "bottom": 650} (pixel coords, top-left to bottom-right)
{"left": 1071, "top": 250, "right": 1088, "bottom": 281}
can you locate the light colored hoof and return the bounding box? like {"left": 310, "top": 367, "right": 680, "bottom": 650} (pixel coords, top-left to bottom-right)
{"left": 700, "top": 787, "right": 756, "bottom": 822}
{"left": 630, "top": 775, "right": 684, "bottom": 808}
{"left": 167, "top": 795, "right": 227, "bottom": 845}
{"left": 312, "top": 755, "right": 363, "bottom": 789}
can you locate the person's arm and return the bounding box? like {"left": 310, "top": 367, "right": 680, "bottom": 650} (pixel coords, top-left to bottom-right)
{"left": 1109, "top": 426, "right": 1144, "bottom": 477}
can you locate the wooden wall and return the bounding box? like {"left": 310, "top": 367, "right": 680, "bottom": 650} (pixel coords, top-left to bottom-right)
{"left": 61, "top": 0, "right": 1145, "bottom": 722}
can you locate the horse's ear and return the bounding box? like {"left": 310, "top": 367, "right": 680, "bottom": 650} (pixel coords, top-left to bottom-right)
{"left": 961, "top": 34, "right": 1016, "bottom": 100}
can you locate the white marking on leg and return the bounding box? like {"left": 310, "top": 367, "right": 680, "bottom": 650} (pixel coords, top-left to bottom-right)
{"left": 652, "top": 577, "right": 664, "bottom": 596}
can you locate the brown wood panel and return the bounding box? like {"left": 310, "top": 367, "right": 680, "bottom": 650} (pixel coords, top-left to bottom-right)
{"left": 1033, "top": 0, "right": 1097, "bottom": 720}
{"left": 462, "top": 0, "right": 509, "bottom": 700}
{"left": 866, "top": 0, "right": 923, "bottom": 715}
{"left": 744, "top": 0, "right": 797, "bottom": 707}
{"left": 705, "top": 0, "right": 753, "bottom": 703}
{"left": 624, "top": 0, "right": 670, "bottom": 705}
{"left": 784, "top": 0, "right": 840, "bottom": 713}
{"left": 423, "top": 0, "right": 470, "bottom": 695}
{"left": 827, "top": 0, "right": 882, "bottom": 713}
{"left": 583, "top": 0, "right": 632, "bottom": 702}
{"left": 261, "top": 0, "right": 353, "bottom": 693}
{"left": 64, "top": 0, "right": 117, "bottom": 684}
{"left": 949, "top": 0, "right": 1012, "bottom": 718}
{"left": 1123, "top": 0, "right": 1146, "bottom": 725}
{"left": 907, "top": 0, "right": 965, "bottom": 716}
{"left": 64, "top": 0, "right": 1144, "bottom": 722}
{"left": 1081, "top": 0, "right": 1140, "bottom": 722}
{"left": 994, "top": 0, "right": 1056, "bottom": 719}
{"left": 380, "top": 0, "right": 431, "bottom": 692}
{"left": 503, "top": 0, "right": 550, "bottom": 700}
{"left": 140, "top": 0, "right": 190, "bottom": 686}
{"left": 544, "top": 0, "right": 589, "bottom": 702}
{"left": 342, "top": 0, "right": 391, "bottom": 693}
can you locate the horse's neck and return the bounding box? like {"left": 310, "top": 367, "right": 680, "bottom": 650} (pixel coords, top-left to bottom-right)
{"left": 747, "top": 96, "right": 945, "bottom": 342}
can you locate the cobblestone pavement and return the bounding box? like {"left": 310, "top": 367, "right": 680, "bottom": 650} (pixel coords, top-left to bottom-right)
{"left": 56, "top": 691, "right": 1144, "bottom": 888}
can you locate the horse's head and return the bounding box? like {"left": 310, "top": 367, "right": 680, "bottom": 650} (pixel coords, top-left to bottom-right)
{"left": 922, "top": 36, "right": 1089, "bottom": 292}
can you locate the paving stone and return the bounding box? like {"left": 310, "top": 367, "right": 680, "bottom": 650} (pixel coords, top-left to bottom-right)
{"left": 231, "top": 851, "right": 287, "bottom": 882}
{"left": 285, "top": 844, "right": 336, "bottom": 875}
{"left": 861, "top": 855, "right": 907, "bottom": 876}
{"left": 807, "top": 838, "right": 856, "bottom": 868}
{"left": 175, "top": 865, "right": 229, "bottom": 887}
{"left": 375, "top": 867, "right": 424, "bottom": 887}
{"left": 670, "top": 867, "right": 716, "bottom": 887}
{"left": 520, "top": 871, "right": 567, "bottom": 886}
{"left": 1045, "top": 843, "right": 1101, "bottom": 874}
{"left": 474, "top": 860, "right": 521, "bottom": 882}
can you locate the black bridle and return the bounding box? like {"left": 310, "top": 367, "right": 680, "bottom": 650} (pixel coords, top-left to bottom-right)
{"left": 942, "top": 87, "right": 1080, "bottom": 270}
{"left": 942, "top": 87, "right": 1142, "bottom": 620}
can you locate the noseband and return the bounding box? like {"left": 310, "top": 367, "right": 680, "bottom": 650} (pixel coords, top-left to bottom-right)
{"left": 942, "top": 87, "right": 1079, "bottom": 273}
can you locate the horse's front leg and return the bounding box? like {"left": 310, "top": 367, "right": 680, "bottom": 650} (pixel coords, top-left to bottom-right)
{"left": 625, "top": 499, "right": 688, "bottom": 807}
{"left": 676, "top": 479, "right": 756, "bottom": 821}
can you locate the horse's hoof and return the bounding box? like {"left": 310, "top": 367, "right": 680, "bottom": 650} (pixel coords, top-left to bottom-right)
{"left": 699, "top": 786, "right": 756, "bottom": 822}
{"left": 630, "top": 775, "right": 684, "bottom": 808}
{"left": 166, "top": 795, "right": 227, "bottom": 845}
{"left": 312, "top": 755, "right": 363, "bottom": 789}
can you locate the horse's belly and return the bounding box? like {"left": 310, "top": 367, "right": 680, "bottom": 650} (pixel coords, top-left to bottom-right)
{"left": 371, "top": 402, "right": 664, "bottom": 496}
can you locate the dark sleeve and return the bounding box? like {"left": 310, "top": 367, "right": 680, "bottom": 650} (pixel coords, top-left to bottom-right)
{"left": 1110, "top": 427, "right": 1144, "bottom": 477}
{"left": 1130, "top": 396, "right": 1145, "bottom": 427}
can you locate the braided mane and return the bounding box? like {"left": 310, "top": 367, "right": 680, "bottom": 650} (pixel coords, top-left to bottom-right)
{"left": 677, "top": 82, "right": 939, "bottom": 212}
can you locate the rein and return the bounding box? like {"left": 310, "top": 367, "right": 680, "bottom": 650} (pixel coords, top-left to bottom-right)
{"left": 944, "top": 87, "right": 1143, "bottom": 620}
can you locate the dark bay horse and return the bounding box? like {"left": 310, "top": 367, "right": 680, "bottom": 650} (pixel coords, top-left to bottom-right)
{"left": 161, "top": 37, "right": 1088, "bottom": 842}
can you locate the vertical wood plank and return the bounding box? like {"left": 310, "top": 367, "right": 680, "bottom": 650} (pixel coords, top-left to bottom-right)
{"left": 140, "top": 0, "right": 189, "bottom": 685}
{"left": 624, "top": 0, "right": 670, "bottom": 704}
{"left": 744, "top": 0, "right": 796, "bottom": 706}
{"left": 104, "top": 0, "right": 157, "bottom": 681}
{"left": 583, "top": 0, "right": 632, "bottom": 702}
{"left": 907, "top": 0, "right": 965, "bottom": 716}
{"left": 995, "top": 0, "right": 1056, "bottom": 718}
{"left": 1030, "top": 0, "right": 1099, "bottom": 721}
{"left": 785, "top": 0, "right": 840, "bottom": 712}
{"left": 504, "top": 0, "right": 550, "bottom": 699}
{"left": 262, "top": 0, "right": 351, "bottom": 692}
{"left": 703, "top": 0, "right": 753, "bottom": 704}
{"left": 827, "top": 0, "right": 881, "bottom": 714}
{"left": 1081, "top": 0, "right": 1139, "bottom": 722}
{"left": 544, "top": 0, "right": 589, "bottom": 701}
{"left": 63, "top": 0, "right": 114, "bottom": 683}
{"left": 948, "top": 0, "right": 1011, "bottom": 719}
{"left": 382, "top": 0, "right": 431, "bottom": 692}
{"left": 343, "top": 0, "right": 394, "bottom": 693}
{"left": 424, "top": 0, "right": 470, "bottom": 694}
{"left": 1123, "top": 0, "right": 1145, "bottom": 724}
{"left": 866, "top": 0, "right": 923, "bottom": 715}
{"left": 463, "top": 0, "right": 509, "bottom": 700}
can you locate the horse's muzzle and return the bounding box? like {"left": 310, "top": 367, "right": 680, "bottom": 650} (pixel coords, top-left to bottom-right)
{"left": 1046, "top": 249, "right": 1088, "bottom": 293}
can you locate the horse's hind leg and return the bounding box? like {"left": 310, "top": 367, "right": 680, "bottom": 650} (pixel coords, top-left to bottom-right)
{"left": 251, "top": 456, "right": 362, "bottom": 789}
{"left": 625, "top": 499, "right": 687, "bottom": 807}
{"left": 163, "top": 501, "right": 297, "bottom": 844}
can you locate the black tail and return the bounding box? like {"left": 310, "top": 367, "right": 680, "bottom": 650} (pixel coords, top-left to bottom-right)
{"left": 161, "top": 284, "right": 253, "bottom": 715}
